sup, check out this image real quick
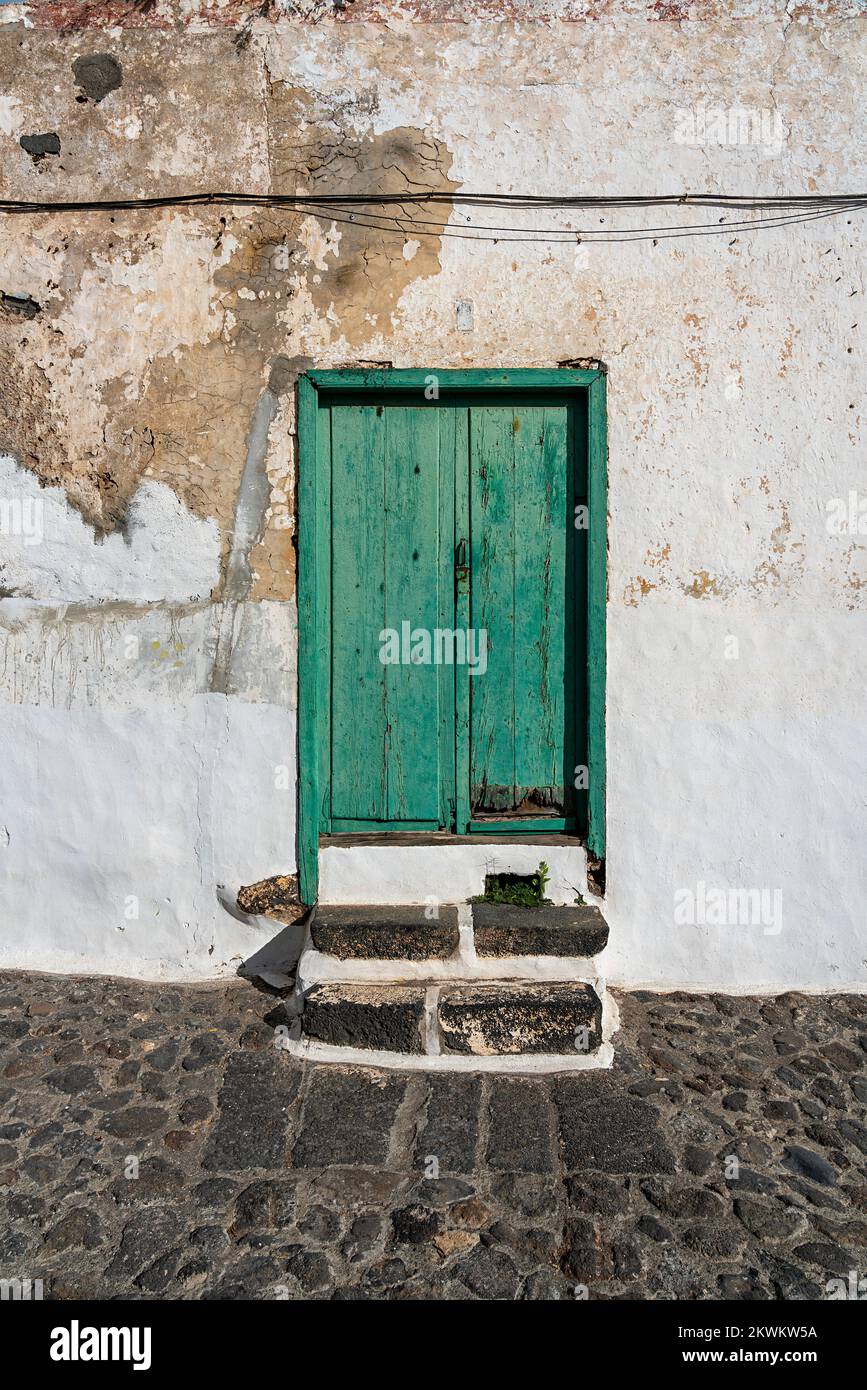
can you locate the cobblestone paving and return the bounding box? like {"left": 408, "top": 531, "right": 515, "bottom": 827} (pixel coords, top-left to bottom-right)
{"left": 1, "top": 972, "right": 866, "bottom": 1300}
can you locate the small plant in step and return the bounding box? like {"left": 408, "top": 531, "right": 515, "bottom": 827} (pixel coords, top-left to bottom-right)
{"left": 479, "top": 861, "right": 551, "bottom": 908}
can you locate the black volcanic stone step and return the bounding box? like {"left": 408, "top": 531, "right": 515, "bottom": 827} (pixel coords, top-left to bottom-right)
{"left": 301, "top": 983, "right": 426, "bottom": 1053}
{"left": 439, "top": 982, "right": 603, "bottom": 1056}
{"left": 472, "top": 902, "right": 608, "bottom": 957}
{"left": 310, "top": 905, "right": 460, "bottom": 960}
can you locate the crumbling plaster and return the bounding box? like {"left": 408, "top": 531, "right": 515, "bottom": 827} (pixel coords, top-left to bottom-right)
{"left": 0, "top": 5, "right": 864, "bottom": 986}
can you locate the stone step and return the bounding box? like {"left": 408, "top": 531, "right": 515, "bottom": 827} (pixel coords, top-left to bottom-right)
{"left": 310, "top": 902, "right": 608, "bottom": 965}
{"left": 300, "top": 980, "right": 603, "bottom": 1058}
{"left": 302, "top": 983, "right": 427, "bottom": 1054}
{"left": 438, "top": 982, "right": 602, "bottom": 1056}
{"left": 310, "top": 905, "right": 460, "bottom": 960}
{"left": 471, "top": 902, "right": 608, "bottom": 958}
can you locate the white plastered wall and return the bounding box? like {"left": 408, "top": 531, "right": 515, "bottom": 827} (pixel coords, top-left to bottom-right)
{"left": 0, "top": 12, "right": 864, "bottom": 989}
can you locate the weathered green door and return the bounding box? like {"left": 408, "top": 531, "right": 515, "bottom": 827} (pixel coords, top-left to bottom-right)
{"left": 320, "top": 388, "right": 586, "bottom": 836}
{"left": 325, "top": 398, "right": 456, "bottom": 830}
{"left": 460, "top": 398, "right": 585, "bottom": 830}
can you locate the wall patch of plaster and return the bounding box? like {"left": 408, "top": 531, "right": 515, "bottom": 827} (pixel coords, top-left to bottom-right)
{"left": 0, "top": 454, "right": 220, "bottom": 604}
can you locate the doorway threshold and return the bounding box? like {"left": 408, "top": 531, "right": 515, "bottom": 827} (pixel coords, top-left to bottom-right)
{"left": 321, "top": 831, "right": 583, "bottom": 848}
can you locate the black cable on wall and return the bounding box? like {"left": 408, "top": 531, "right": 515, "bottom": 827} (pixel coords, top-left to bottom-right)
{"left": 0, "top": 191, "right": 864, "bottom": 244}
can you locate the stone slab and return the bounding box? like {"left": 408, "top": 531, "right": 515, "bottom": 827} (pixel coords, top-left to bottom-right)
{"left": 311, "top": 906, "right": 460, "bottom": 960}
{"left": 472, "top": 902, "right": 609, "bottom": 957}
{"left": 438, "top": 982, "right": 603, "bottom": 1056}
{"left": 301, "top": 982, "right": 427, "bottom": 1053}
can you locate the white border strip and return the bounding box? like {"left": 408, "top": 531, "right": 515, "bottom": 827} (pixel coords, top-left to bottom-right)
{"left": 280, "top": 1034, "right": 615, "bottom": 1073}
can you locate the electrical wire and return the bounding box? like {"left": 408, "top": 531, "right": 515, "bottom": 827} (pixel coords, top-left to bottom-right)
{"left": 290, "top": 198, "right": 867, "bottom": 244}
{"left": 0, "top": 191, "right": 863, "bottom": 244}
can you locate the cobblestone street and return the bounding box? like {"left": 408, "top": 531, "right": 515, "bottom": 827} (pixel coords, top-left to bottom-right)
{"left": 1, "top": 972, "right": 865, "bottom": 1301}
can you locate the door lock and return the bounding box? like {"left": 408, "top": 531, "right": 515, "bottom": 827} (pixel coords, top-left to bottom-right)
{"left": 455, "top": 537, "right": 469, "bottom": 582}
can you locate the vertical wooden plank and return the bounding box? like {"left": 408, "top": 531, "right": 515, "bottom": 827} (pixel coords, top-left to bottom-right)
{"left": 586, "top": 373, "right": 608, "bottom": 859}
{"left": 469, "top": 405, "right": 516, "bottom": 813}
{"left": 316, "top": 401, "right": 333, "bottom": 833}
{"left": 438, "top": 403, "right": 458, "bottom": 830}
{"left": 296, "top": 375, "right": 320, "bottom": 905}
{"left": 383, "top": 405, "right": 441, "bottom": 822}
{"left": 568, "top": 396, "right": 589, "bottom": 833}
{"left": 329, "top": 403, "right": 387, "bottom": 821}
{"left": 513, "top": 403, "right": 568, "bottom": 812}
{"left": 453, "top": 404, "right": 471, "bottom": 833}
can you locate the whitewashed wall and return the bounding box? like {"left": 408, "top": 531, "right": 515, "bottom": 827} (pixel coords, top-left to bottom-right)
{"left": 0, "top": 9, "right": 864, "bottom": 988}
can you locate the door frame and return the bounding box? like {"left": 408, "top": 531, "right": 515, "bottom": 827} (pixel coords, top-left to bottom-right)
{"left": 297, "top": 368, "right": 607, "bottom": 905}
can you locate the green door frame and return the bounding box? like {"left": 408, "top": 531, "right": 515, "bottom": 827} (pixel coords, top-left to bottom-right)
{"left": 296, "top": 368, "right": 607, "bottom": 906}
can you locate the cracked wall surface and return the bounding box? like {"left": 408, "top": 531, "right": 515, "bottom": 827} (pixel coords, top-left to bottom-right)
{"left": 0, "top": 3, "right": 864, "bottom": 986}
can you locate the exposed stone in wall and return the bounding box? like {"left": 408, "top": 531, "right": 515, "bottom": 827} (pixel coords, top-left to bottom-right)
{"left": 237, "top": 873, "right": 302, "bottom": 922}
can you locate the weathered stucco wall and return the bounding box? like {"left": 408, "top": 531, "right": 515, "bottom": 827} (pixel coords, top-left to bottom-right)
{"left": 0, "top": 2, "right": 864, "bottom": 987}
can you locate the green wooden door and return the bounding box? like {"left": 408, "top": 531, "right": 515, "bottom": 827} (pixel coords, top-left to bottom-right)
{"left": 460, "top": 397, "right": 585, "bottom": 831}
{"left": 325, "top": 397, "right": 455, "bottom": 830}
{"left": 320, "top": 388, "right": 586, "bottom": 836}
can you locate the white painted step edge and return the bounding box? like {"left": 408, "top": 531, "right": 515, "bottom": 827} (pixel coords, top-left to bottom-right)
{"left": 279, "top": 1035, "right": 615, "bottom": 1074}
{"left": 281, "top": 980, "right": 620, "bottom": 1075}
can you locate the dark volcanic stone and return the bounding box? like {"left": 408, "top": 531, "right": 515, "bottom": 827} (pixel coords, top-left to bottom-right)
{"left": 105, "top": 1208, "right": 182, "bottom": 1282}
{"left": 554, "top": 1074, "right": 676, "bottom": 1174}
{"left": 19, "top": 132, "right": 61, "bottom": 161}
{"left": 285, "top": 1247, "right": 332, "bottom": 1292}
{"left": 310, "top": 905, "right": 459, "bottom": 959}
{"left": 292, "top": 1069, "right": 404, "bottom": 1168}
{"left": 636, "top": 1214, "right": 672, "bottom": 1242}
{"left": 179, "top": 1095, "right": 212, "bottom": 1126}
{"left": 193, "top": 1178, "right": 239, "bottom": 1208}
{"left": 472, "top": 902, "right": 609, "bottom": 957}
{"left": 725, "top": 1168, "right": 778, "bottom": 1195}
{"left": 566, "top": 1172, "right": 629, "bottom": 1215}
{"left": 415, "top": 1074, "right": 481, "bottom": 1174}
{"left": 1, "top": 968, "right": 865, "bottom": 1305}
{"left": 301, "top": 983, "right": 426, "bottom": 1053}
{"left": 111, "top": 1156, "right": 185, "bottom": 1205}
{"left": 203, "top": 1052, "right": 299, "bottom": 1171}
{"left": 182, "top": 1033, "right": 225, "bottom": 1072}
{"left": 391, "top": 1203, "right": 442, "bottom": 1244}
{"left": 793, "top": 1241, "right": 853, "bottom": 1275}
{"left": 439, "top": 982, "right": 602, "bottom": 1055}
{"left": 641, "top": 1182, "right": 725, "bottom": 1220}
{"left": 760, "top": 1254, "right": 824, "bottom": 1300}
{"left": 101, "top": 1106, "right": 167, "bottom": 1139}
{"left": 454, "top": 1244, "right": 520, "bottom": 1300}
{"left": 733, "top": 1196, "right": 800, "bottom": 1240}
{"left": 46, "top": 1064, "right": 100, "bottom": 1095}
{"left": 233, "top": 1179, "right": 296, "bottom": 1231}
{"left": 682, "top": 1223, "right": 743, "bottom": 1258}
{"left": 44, "top": 1206, "right": 102, "bottom": 1252}
{"left": 782, "top": 1144, "right": 838, "bottom": 1187}
{"left": 72, "top": 53, "right": 122, "bottom": 104}
{"left": 486, "top": 1077, "right": 555, "bottom": 1173}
